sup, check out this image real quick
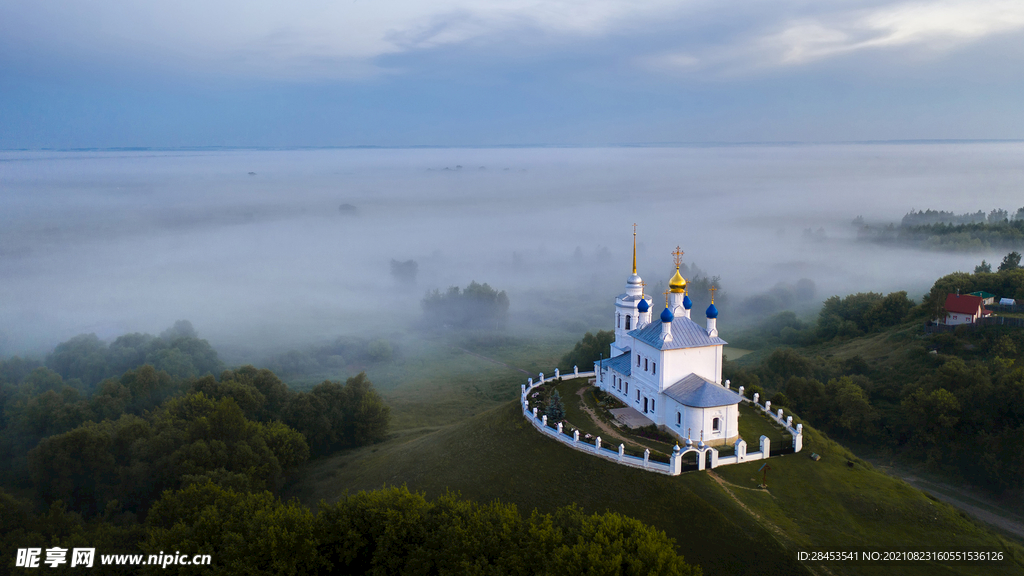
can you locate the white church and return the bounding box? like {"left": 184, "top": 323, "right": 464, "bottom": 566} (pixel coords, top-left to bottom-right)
{"left": 594, "top": 235, "right": 742, "bottom": 447}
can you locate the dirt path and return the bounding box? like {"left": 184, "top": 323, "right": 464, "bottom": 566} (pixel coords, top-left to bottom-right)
{"left": 573, "top": 386, "right": 633, "bottom": 446}
{"left": 870, "top": 463, "right": 1024, "bottom": 540}
{"left": 707, "top": 471, "right": 835, "bottom": 576}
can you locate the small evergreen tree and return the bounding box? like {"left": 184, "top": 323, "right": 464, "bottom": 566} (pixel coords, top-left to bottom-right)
{"left": 975, "top": 260, "right": 992, "bottom": 274}
{"left": 546, "top": 390, "right": 565, "bottom": 422}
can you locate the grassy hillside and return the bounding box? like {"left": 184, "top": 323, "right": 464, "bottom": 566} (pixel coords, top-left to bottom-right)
{"left": 285, "top": 399, "right": 1024, "bottom": 576}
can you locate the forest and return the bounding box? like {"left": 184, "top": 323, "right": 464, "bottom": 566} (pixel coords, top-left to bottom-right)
{"left": 856, "top": 207, "right": 1024, "bottom": 250}
{"left": 1, "top": 321, "right": 695, "bottom": 574}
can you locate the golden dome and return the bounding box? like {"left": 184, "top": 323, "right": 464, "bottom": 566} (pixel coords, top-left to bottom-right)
{"left": 669, "top": 267, "right": 687, "bottom": 293}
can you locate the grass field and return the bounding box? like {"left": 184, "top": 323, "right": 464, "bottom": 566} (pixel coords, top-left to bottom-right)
{"left": 279, "top": 327, "right": 1024, "bottom": 575}
{"left": 285, "top": 396, "right": 1024, "bottom": 576}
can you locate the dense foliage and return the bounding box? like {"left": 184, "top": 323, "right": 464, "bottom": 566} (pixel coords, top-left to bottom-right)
{"left": 422, "top": 281, "right": 510, "bottom": 330}
{"left": 44, "top": 321, "right": 221, "bottom": 389}
{"left": 558, "top": 330, "right": 615, "bottom": 371}
{"left": 141, "top": 484, "right": 698, "bottom": 576}
{"left": 730, "top": 266, "right": 1024, "bottom": 493}
{"left": 0, "top": 329, "right": 391, "bottom": 524}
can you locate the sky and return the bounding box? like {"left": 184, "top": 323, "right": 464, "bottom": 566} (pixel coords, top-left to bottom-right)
{"left": 2, "top": 0, "right": 1024, "bottom": 147}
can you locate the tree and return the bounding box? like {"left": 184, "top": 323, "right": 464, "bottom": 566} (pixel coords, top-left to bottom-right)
{"left": 559, "top": 330, "right": 615, "bottom": 371}
{"left": 975, "top": 260, "right": 993, "bottom": 274}
{"left": 421, "top": 281, "right": 510, "bottom": 330}
{"left": 999, "top": 251, "right": 1022, "bottom": 272}
{"left": 546, "top": 390, "right": 565, "bottom": 422}
{"left": 144, "top": 482, "right": 323, "bottom": 576}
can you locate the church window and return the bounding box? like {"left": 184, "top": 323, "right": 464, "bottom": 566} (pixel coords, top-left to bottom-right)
{"left": 617, "top": 314, "right": 620, "bottom": 328}
{"left": 712, "top": 417, "right": 721, "bottom": 432}
{"left": 625, "top": 382, "right": 629, "bottom": 394}
{"left": 625, "top": 315, "right": 631, "bottom": 329}
{"left": 651, "top": 399, "right": 655, "bottom": 411}
{"left": 644, "top": 358, "right": 648, "bottom": 371}
{"left": 636, "top": 390, "right": 640, "bottom": 402}
{"left": 652, "top": 362, "right": 656, "bottom": 375}
{"left": 637, "top": 354, "right": 641, "bottom": 367}
{"left": 676, "top": 412, "right": 681, "bottom": 425}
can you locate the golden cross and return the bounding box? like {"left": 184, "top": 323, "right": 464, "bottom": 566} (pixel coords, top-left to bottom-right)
{"left": 709, "top": 285, "right": 717, "bottom": 303}
{"left": 640, "top": 280, "right": 647, "bottom": 298}
{"left": 672, "top": 246, "right": 684, "bottom": 268}
{"left": 663, "top": 289, "right": 670, "bottom": 307}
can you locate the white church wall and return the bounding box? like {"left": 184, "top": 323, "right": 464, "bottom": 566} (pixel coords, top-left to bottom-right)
{"left": 658, "top": 345, "right": 722, "bottom": 391}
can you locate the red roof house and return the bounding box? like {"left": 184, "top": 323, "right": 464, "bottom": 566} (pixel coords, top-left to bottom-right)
{"left": 944, "top": 293, "right": 989, "bottom": 325}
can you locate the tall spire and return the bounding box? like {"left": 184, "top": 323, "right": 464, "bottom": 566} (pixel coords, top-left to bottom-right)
{"left": 669, "top": 245, "right": 687, "bottom": 293}
{"left": 632, "top": 223, "right": 637, "bottom": 274}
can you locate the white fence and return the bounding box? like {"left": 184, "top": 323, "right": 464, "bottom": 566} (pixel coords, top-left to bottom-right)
{"left": 520, "top": 366, "right": 802, "bottom": 475}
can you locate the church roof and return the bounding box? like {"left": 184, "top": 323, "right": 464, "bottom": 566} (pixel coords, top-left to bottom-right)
{"left": 629, "top": 316, "right": 727, "bottom": 350}
{"left": 664, "top": 374, "right": 742, "bottom": 408}
{"left": 598, "top": 352, "right": 632, "bottom": 376}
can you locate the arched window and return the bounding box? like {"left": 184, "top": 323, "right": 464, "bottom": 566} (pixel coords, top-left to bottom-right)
{"left": 625, "top": 382, "right": 629, "bottom": 394}
{"left": 651, "top": 399, "right": 655, "bottom": 411}
{"left": 652, "top": 362, "right": 656, "bottom": 375}
{"left": 637, "top": 354, "right": 641, "bottom": 367}
{"left": 676, "top": 412, "right": 681, "bottom": 425}
{"left": 636, "top": 390, "right": 640, "bottom": 402}
{"left": 617, "top": 314, "right": 620, "bottom": 328}
{"left": 644, "top": 358, "right": 648, "bottom": 371}
{"left": 712, "top": 417, "right": 721, "bottom": 432}
{"left": 625, "top": 315, "right": 631, "bottom": 329}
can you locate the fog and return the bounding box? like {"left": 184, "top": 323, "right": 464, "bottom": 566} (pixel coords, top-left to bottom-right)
{"left": 2, "top": 143, "right": 1022, "bottom": 358}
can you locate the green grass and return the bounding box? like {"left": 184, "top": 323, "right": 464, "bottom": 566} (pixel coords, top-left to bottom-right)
{"left": 284, "top": 400, "right": 1024, "bottom": 576}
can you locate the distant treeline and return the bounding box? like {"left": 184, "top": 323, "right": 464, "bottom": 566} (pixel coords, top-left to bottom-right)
{"left": 728, "top": 265, "right": 1024, "bottom": 493}
{"left": 856, "top": 207, "right": 1024, "bottom": 250}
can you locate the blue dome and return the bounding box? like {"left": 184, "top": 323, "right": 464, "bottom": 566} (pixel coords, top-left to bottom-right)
{"left": 660, "top": 307, "right": 674, "bottom": 323}
{"left": 706, "top": 303, "right": 719, "bottom": 319}
{"left": 682, "top": 294, "right": 692, "bottom": 309}
{"left": 637, "top": 298, "right": 650, "bottom": 313}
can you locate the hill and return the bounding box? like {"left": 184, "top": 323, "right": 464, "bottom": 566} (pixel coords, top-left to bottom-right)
{"left": 285, "top": 399, "right": 1024, "bottom": 576}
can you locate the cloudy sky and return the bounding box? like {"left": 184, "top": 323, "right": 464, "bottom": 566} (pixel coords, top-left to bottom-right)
{"left": 2, "top": 0, "right": 1023, "bottom": 147}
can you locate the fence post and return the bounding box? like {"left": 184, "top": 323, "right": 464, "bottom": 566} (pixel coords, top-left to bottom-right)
{"left": 786, "top": 416, "right": 793, "bottom": 428}
{"left": 595, "top": 437, "right": 602, "bottom": 452}
{"left": 759, "top": 435, "right": 770, "bottom": 458}
{"left": 670, "top": 445, "right": 682, "bottom": 475}
{"left": 539, "top": 372, "right": 544, "bottom": 383}
{"left": 725, "top": 379, "right": 730, "bottom": 389}
{"left": 618, "top": 444, "right": 624, "bottom": 461}
{"left": 521, "top": 384, "right": 526, "bottom": 396}
{"left": 753, "top": 392, "right": 759, "bottom": 404}
{"left": 574, "top": 365, "right": 579, "bottom": 376}
{"left": 532, "top": 407, "right": 538, "bottom": 418}
{"left": 644, "top": 448, "right": 650, "bottom": 466}
{"left": 573, "top": 430, "right": 579, "bottom": 443}
{"left": 765, "top": 400, "right": 771, "bottom": 413}
{"left": 542, "top": 415, "right": 547, "bottom": 427}
{"left": 554, "top": 368, "right": 560, "bottom": 379}
{"left": 557, "top": 422, "right": 563, "bottom": 435}
{"left": 528, "top": 377, "right": 533, "bottom": 387}
{"left": 777, "top": 408, "right": 784, "bottom": 420}
{"left": 738, "top": 386, "right": 745, "bottom": 398}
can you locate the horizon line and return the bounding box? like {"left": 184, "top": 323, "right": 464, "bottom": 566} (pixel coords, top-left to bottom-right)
{"left": 2, "top": 138, "right": 1023, "bottom": 153}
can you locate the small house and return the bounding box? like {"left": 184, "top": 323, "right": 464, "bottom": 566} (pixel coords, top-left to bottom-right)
{"left": 968, "top": 291, "right": 996, "bottom": 305}
{"left": 944, "top": 293, "right": 989, "bottom": 325}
